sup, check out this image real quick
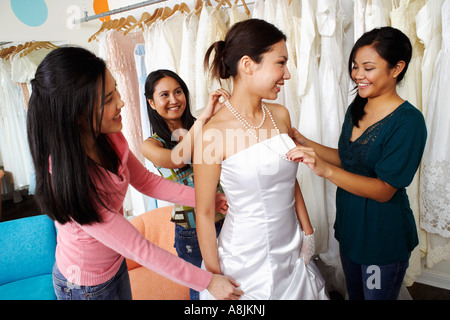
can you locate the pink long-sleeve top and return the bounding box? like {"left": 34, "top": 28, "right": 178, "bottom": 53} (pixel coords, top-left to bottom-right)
{"left": 54, "top": 132, "right": 212, "bottom": 290}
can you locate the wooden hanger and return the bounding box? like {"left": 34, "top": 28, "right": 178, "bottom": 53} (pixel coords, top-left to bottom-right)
{"left": 239, "top": 0, "right": 250, "bottom": 15}
{"left": 215, "top": 0, "right": 232, "bottom": 10}
{"left": 112, "top": 17, "right": 125, "bottom": 30}
{"left": 116, "top": 15, "right": 137, "bottom": 32}
{"left": 160, "top": 6, "right": 173, "bottom": 20}
{"left": 0, "top": 45, "right": 17, "bottom": 60}
{"left": 164, "top": 4, "right": 179, "bottom": 20}
{"left": 123, "top": 12, "right": 150, "bottom": 35}
{"left": 195, "top": 0, "right": 203, "bottom": 10}
{"left": 88, "top": 19, "right": 114, "bottom": 42}
{"left": 179, "top": 2, "right": 190, "bottom": 13}
{"left": 19, "top": 41, "right": 58, "bottom": 58}
{"left": 232, "top": 0, "right": 250, "bottom": 15}
{"left": 144, "top": 7, "right": 163, "bottom": 26}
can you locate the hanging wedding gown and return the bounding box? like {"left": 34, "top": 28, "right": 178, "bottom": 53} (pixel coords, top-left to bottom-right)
{"left": 7, "top": 49, "right": 52, "bottom": 194}
{"left": 419, "top": 0, "right": 450, "bottom": 267}
{"left": 0, "top": 60, "right": 31, "bottom": 191}
{"left": 179, "top": 10, "right": 199, "bottom": 110}
{"left": 274, "top": 0, "right": 300, "bottom": 128}
{"left": 295, "top": 0, "right": 329, "bottom": 257}
{"left": 416, "top": 0, "right": 445, "bottom": 119}
{"left": 229, "top": 1, "right": 248, "bottom": 26}
{"left": 294, "top": 0, "right": 346, "bottom": 296}
{"left": 195, "top": 5, "right": 229, "bottom": 114}
{"left": 160, "top": 10, "right": 185, "bottom": 73}
{"left": 354, "top": 0, "right": 367, "bottom": 41}
{"left": 390, "top": 0, "right": 426, "bottom": 286}
{"left": 316, "top": 0, "right": 350, "bottom": 293}
{"left": 364, "top": 0, "right": 391, "bottom": 31}
{"left": 200, "top": 134, "right": 328, "bottom": 300}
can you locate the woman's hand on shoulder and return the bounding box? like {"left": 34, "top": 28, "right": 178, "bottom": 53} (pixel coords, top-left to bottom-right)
{"left": 199, "top": 88, "right": 231, "bottom": 123}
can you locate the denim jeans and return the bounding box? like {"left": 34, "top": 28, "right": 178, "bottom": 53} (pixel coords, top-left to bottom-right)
{"left": 340, "top": 250, "right": 409, "bottom": 300}
{"left": 174, "top": 221, "right": 222, "bottom": 300}
{"left": 52, "top": 258, "right": 132, "bottom": 300}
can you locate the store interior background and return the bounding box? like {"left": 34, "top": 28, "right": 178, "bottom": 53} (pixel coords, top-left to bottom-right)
{"left": 0, "top": 0, "right": 449, "bottom": 299}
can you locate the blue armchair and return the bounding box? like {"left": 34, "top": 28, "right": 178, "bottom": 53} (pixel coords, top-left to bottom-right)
{"left": 0, "top": 214, "right": 57, "bottom": 300}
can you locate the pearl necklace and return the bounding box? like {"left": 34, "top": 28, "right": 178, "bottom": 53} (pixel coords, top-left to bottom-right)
{"left": 225, "top": 100, "right": 266, "bottom": 129}
{"left": 225, "top": 100, "right": 292, "bottom": 162}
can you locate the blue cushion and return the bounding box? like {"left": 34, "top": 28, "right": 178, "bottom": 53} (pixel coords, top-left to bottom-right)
{"left": 0, "top": 215, "right": 56, "bottom": 285}
{"left": 0, "top": 274, "right": 56, "bottom": 300}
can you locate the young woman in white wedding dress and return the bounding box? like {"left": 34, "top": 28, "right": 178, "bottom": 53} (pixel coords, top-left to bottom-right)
{"left": 194, "top": 19, "right": 328, "bottom": 300}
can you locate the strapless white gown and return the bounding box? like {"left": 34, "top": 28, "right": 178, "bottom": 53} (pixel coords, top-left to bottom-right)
{"left": 200, "top": 134, "right": 328, "bottom": 300}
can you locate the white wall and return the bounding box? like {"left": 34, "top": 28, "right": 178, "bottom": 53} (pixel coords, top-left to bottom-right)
{"left": 0, "top": 0, "right": 101, "bottom": 47}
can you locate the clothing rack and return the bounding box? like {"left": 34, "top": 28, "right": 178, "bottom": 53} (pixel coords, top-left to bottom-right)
{"left": 75, "top": 0, "right": 254, "bottom": 24}
{"left": 75, "top": 0, "right": 168, "bottom": 24}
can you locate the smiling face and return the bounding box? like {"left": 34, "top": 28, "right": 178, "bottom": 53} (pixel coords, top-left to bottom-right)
{"left": 351, "top": 45, "right": 400, "bottom": 100}
{"left": 148, "top": 76, "right": 187, "bottom": 122}
{"left": 97, "top": 69, "right": 124, "bottom": 135}
{"left": 250, "top": 40, "right": 291, "bottom": 100}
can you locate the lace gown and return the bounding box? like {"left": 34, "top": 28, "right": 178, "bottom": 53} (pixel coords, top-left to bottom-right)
{"left": 420, "top": 0, "right": 450, "bottom": 241}
{"left": 200, "top": 134, "right": 328, "bottom": 300}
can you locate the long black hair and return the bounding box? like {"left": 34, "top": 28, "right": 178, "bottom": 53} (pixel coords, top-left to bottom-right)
{"left": 348, "top": 26, "right": 412, "bottom": 127}
{"left": 27, "top": 46, "right": 119, "bottom": 225}
{"left": 144, "top": 69, "right": 195, "bottom": 149}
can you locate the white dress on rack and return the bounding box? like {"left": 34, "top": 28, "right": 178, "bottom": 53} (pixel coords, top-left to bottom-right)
{"left": 200, "top": 134, "right": 328, "bottom": 300}
{"left": 296, "top": 0, "right": 330, "bottom": 259}
{"left": 160, "top": 11, "right": 185, "bottom": 73}
{"left": 390, "top": 0, "right": 426, "bottom": 286}
{"left": 420, "top": 0, "right": 450, "bottom": 266}
{"left": 315, "top": 0, "right": 349, "bottom": 296}
{"left": 354, "top": 0, "right": 367, "bottom": 41}
{"left": 195, "top": 5, "right": 229, "bottom": 114}
{"left": 416, "top": 0, "right": 445, "bottom": 118}
{"left": 0, "top": 60, "right": 31, "bottom": 191}
{"left": 274, "top": 0, "right": 300, "bottom": 128}
{"left": 179, "top": 11, "right": 199, "bottom": 110}
{"left": 364, "top": 0, "right": 391, "bottom": 32}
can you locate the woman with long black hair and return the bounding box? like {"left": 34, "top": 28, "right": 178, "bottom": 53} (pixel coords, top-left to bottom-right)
{"left": 27, "top": 46, "right": 242, "bottom": 300}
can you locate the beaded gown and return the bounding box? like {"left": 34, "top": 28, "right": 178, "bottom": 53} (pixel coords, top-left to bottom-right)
{"left": 200, "top": 134, "right": 328, "bottom": 300}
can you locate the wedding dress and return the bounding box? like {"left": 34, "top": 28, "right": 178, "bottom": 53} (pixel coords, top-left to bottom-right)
{"left": 0, "top": 60, "right": 32, "bottom": 191}
{"left": 200, "top": 134, "right": 328, "bottom": 300}
{"left": 179, "top": 11, "right": 199, "bottom": 110}
{"left": 416, "top": 0, "right": 445, "bottom": 118}
{"left": 390, "top": 0, "right": 426, "bottom": 286}
{"left": 364, "top": 0, "right": 391, "bottom": 32}
{"left": 419, "top": 0, "right": 450, "bottom": 266}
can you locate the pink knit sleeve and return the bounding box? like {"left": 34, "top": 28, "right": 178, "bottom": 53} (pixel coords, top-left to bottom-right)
{"left": 80, "top": 209, "right": 212, "bottom": 292}
{"left": 127, "top": 152, "right": 196, "bottom": 208}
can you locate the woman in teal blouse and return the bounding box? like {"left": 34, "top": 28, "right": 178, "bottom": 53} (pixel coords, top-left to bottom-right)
{"left": 287, "top": 27, "right": 427, "bottom": 300}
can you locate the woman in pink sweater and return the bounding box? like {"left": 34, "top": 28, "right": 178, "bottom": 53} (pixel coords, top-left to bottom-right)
{"left": 26, "top": 47, "right": 243, "bottom": 300}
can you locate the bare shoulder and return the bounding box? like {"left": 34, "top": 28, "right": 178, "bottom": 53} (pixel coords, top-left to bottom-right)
{"left": 201, "top": 107, "right": 233, "bottom": 138}
{"left": 264, "top": 102, "right": 291, "bottom": 132}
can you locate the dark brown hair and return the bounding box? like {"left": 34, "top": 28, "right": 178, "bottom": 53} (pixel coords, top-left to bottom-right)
{"left": 204, "top": 19, "right": 286, "bottom": 81}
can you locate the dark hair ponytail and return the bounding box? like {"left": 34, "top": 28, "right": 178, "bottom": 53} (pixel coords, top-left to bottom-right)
{"left": 27, "top": 47, "right": 119, "bottom": 225}
{"left": 348, "top": 26, "right": 412, "bottom": 127}
{"left": 204, "top": 19, "right": 286, "bottom": 81}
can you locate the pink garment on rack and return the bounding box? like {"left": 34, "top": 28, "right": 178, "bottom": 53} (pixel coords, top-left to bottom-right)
{"left": 102, "top": 30, "right": 145, "bottom": 164}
